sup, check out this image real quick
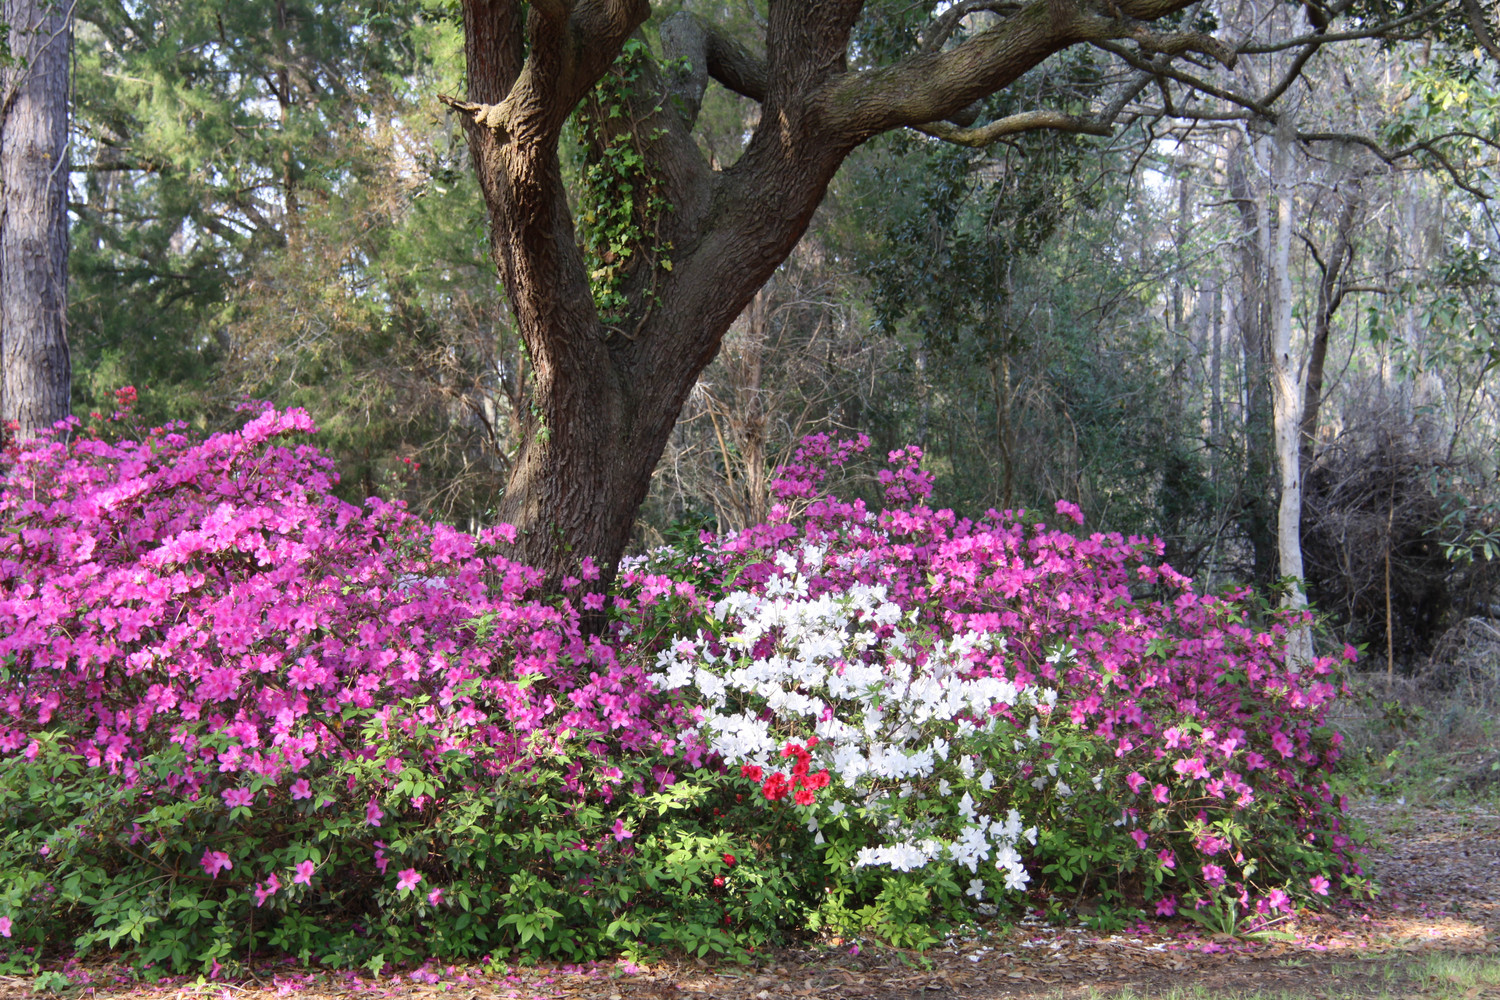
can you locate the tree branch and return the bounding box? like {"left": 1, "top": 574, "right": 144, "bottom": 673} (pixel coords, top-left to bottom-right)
{"left": 921, "top": 1, "right": 1022, "bottom": 53}
{"left": 910, "top": 69, "right": 1152, "bottom": 146}
{"left": 914, "top": 110, "right": 1112, "bottom": 143}
{"left": 766, "top": 0, "right": 864, "bottom": 110}
{"left": 816, "top": 0, "right": 1199, "bottom": 143}
{"left": 1284, "top": 129, "right": 1492, "bottom": 200}
{"left": 1461, "top": 0, "right": 1500, "bottom": 63}
{"left": 660, "top": 11, "right": 767, "bottom": 127}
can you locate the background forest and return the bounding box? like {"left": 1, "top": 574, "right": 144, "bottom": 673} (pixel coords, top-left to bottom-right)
{"left": 66, "top": 0, "right": 1500, "bottom": 669}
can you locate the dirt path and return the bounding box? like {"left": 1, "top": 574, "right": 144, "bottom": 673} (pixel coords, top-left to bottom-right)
{"left": 4, "top": 803, "right": 1496, "bottom": 1000}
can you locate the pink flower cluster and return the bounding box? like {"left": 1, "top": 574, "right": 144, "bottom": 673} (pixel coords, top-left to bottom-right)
{"left": 0, "top": 405, "right": 691, "bottom": 877}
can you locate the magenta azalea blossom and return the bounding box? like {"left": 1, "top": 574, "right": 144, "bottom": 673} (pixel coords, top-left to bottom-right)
{"left": 293, "top": 860, "right": 315, "bottom": 885}
{"left": 396, "top": 868, "right": 421, "bottom": 891}
{"left": 0, "top": 916, "right": 11, "bottom": 937}
{"left": 222, "top": 787, "right": 254, "bottom": 809}
{"left": 1309, "top": 875, "right": 1331, "bottom": 896}
{"left": 612, "top": 818, "right": 633, "bottom": 842}
{"left": 1155, "top": 896, "right": 1177, "bottom": 917}
{"left": 427, "top": 887, "right": 444, "bottom": 906}
{"left": 201, "top": 850, "right": 232, "bottom": 879}
{"left": 290, "top": 779, "right": 312, "bottom": 800}
{"left": 365, "top": 796, "right": 384, "bottom": 827}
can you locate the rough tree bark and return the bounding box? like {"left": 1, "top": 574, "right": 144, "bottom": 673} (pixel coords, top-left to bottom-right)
{"left": 0, "top": 0, "right": 72, "bottom": 439}
{"left": 446, "top": 0, "right": 1243, "bottom": 588}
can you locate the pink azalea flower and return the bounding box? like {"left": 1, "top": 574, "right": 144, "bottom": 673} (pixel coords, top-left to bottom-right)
{"left": 1153, "top": 784, "right": 1170, "bottom": 804}
{"left": 290, "top": 778, "right": 312, "bottom": 800}
{"left": 1130, "top": 829, "right": 1149, "bottom": 849}
{"left": 1126, "top": 772, "right": 1146, "bottom": 794}
{"left": 1202, "top": 863, "right": 1226, "bottom": 886}
{"left": 612, "top": 818, "right": 633, "bottom": 842}
{"left": 1155, "top": 896, "right": 1177, "bottom": 917}
{"left": 427, "top": 887, "right": 444, "bottom": 906}
{"left": 293, "top": 860, "right": 315, "bottom": 885}
{"left": 1309, "top": 875, "right": 1330, "bottom": 896}
{"left": 1267, "top": 888, "right": 1291, "bottom": 912}
{"left": 365, "top": 796, "right": 384, "bottom": 827}
{"left": 0, "top": 916, "right": 11, "bottom": 937}
{"left": 222, "top": 787, "right": 254, "bottom": 809}
{"left": 1157, "top": 849, "right": 1175, "bottom": 869}
{"left": 201, "top": 850, "right": 233, "bottom": 878}
{"left": 396, "top": 868, "right": 421, "bottom": 891}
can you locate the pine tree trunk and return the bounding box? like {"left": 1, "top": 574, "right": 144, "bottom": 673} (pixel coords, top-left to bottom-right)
{"left": 0, "top": 0, "right": 71, "bottom": 439}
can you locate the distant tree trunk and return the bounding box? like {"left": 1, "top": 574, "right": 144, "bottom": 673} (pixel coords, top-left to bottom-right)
{"left": 1, "top": 0, "right": 71, "bottom": 439}
{"left": 1263, "top": 120, "right": 1313, "bottom": 668}
{"left": 1227, "top": 136, "right": 1278, "bottom": 587}
{"left": 1300, "top": 183, "right": 1360, "bottom": 471}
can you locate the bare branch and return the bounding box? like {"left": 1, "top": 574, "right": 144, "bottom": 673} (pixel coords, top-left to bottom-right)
{"left": 1237, "top": 1, "right": 1448, "bottom": 53}
{"left": 1127, "top": 28, "right": 1237, "bottom": 68}
{"left": 1094, "top": 39, "right": 1273, "bottom": 117}
{"left": 911, "top": 69, "right": 1152, "bottom": 146}
{"left": 914, "top": 110, "right": 1112, "bottom": 144}
{"left": 921, "top": 1, "right": 1022, "bottom": 53}
{"left": 1286, "top": 129, "right": 1492, "bottom": 200}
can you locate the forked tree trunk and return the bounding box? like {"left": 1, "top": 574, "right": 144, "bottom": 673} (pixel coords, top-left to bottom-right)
{"left": 1, "top": 0, "right": 71, "bottom": 438}
{"left": 451, "top": 0, "right": 1201, "bottom": 588}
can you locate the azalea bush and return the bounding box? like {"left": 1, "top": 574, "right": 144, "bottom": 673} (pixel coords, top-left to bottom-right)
{"left": 634, "top": 436, "right": 1360, "bottom": 939}
{"left": 0, "top": 405, "right": 1360, "bottom": 973}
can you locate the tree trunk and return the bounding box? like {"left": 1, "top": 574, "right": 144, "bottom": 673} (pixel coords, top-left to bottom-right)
{"left": 1227, "top": 136, "right": 1277, "bottom": 587}
{"left": 1299, "top": 183, "right": 1359, "bottom": 470}
{"left": 1263, "top": 120, "right": 1313, "bottom": 668}
{"left": 451, "top": 0, "right": 1201, "bottom": 589}
{"left": 1, "top": 0, "right": 71, "bottom": 439}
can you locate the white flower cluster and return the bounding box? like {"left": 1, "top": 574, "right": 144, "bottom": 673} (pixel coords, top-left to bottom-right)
{"left": 651, "top": 545, "right": 1043, "bottom": 899}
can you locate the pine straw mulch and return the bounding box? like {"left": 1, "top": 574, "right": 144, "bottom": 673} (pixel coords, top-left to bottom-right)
{"left": 5, "top": 801, "right": 1497, "bottom": 1000}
